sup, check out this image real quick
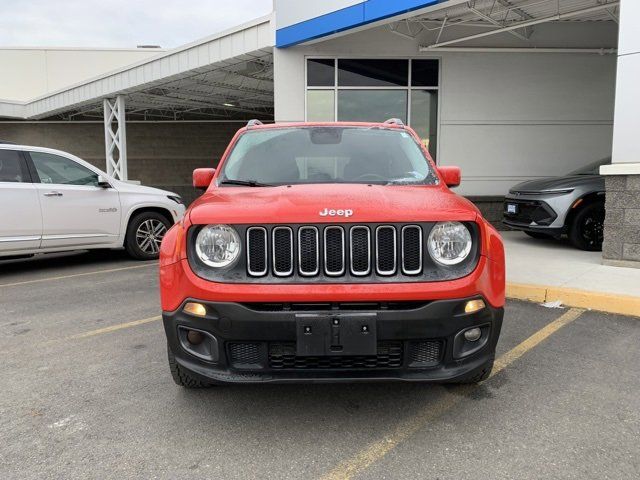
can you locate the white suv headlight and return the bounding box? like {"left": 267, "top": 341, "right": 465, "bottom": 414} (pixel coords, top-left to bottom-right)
{"left": 427, "top": 222, "right": 472, "bottom": 266}
{"left": 195, "top": 225, "right": 241, "bottom": 268}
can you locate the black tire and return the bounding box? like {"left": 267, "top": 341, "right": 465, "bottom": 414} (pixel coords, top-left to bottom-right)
{"left": 452, "top": 358, "right": 494, "bottom": 384}
{"left": 524, "top": 231, "right": 554, "bottom": 240}
{"left": 124, "top": 211, "right": 171, "bottom": 260}
{"left": 568, "top": 202, "right": 605, "bottom": 251}
{"left": 168, "top": 346, "right": 212, "bottom": 388}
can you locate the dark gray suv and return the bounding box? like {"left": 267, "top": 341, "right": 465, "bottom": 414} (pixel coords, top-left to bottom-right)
{"left": 503, "top": 158, "right": 610, "bottom": 251}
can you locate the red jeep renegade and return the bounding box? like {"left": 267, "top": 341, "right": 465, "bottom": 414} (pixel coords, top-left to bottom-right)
{"left": 159, "top": 119, "right": 505, "bottom": 387}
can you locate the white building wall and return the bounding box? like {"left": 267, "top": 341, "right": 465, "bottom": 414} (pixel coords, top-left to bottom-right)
{"left": 610, "top": 0, "right": 640, "bottom": 167}
{"left": 274, "top": 23, "right": 617, "bottom": 196}
{"left": 275, "top": 0, "right": 363, "bottom": 29}
{"left": 0, "top": 48, "right": 164, "bottom": 102}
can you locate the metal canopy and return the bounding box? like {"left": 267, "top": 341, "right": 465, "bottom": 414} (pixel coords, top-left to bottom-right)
{"left": 61, "top": 52, "right": 273, "bottom": 121}
{"left": 0, "top": 16, "right": 274, "bottom": 121}
{"left": 384, "top": 0, "right": 619, "bottom": 49}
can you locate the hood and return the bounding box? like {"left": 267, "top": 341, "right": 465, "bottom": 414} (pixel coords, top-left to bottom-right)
{"left": 510, "top": 174, "right": 604, "bottom": 193}
{"left": 112, "top": 179, "right": 177, "bottom": 196}
{"left": 189, "top": 183, "right": 479, "bottom": 225}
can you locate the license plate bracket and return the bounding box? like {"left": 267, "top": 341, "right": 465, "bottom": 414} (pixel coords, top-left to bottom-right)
{"left": 295, "top": 313, "right": 377, "bottom": 356}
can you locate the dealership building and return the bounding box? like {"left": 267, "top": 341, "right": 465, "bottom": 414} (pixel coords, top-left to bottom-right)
{"left": 1, "top": 0, "right": 638, "bottom": 266}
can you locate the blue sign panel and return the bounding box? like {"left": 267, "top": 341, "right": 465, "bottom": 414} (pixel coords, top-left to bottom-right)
{"left": 276, "top": 0, "right": 444, "bottom": 48}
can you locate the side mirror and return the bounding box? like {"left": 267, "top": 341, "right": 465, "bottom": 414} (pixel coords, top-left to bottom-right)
{"left": 193, "top": 168, "right": 216, "bottom": 190}
{"left": 437, "top": 166, "right": 461, "bottom": 188}
{"left": 97, "top": 175, "right": 111, "bottom": 188}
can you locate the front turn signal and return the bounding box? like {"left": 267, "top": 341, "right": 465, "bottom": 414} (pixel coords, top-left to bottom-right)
{"left": 464, "top": 299, "right": 486, "bottom": 314}
{"left": 183, "top": 302, "right": 207, "bottom": 317}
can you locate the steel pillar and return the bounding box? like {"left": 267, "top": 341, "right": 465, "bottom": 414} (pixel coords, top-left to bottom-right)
{"left": 103, "top": 96, "right": 128, "bottom": 180}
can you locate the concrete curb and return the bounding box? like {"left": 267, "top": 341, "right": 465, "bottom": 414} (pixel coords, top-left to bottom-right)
{"left": 506, "top": 282, "right": 640, "bottom": 318}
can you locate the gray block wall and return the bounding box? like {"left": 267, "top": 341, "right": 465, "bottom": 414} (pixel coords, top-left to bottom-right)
{"left": 0, "top": 121, "right": 241, "bottom": 204}
{"left": 603, "top": 174, "right": 640, "bottom": 266}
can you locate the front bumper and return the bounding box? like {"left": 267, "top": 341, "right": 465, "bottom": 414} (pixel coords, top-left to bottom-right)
{"left": 163, "top": 297, "right": 503, "bottom": 384}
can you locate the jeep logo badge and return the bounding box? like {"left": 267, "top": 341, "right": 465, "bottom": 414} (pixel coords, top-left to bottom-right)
{"left": 319, "top": 208, "right": 353, "bottom": 218}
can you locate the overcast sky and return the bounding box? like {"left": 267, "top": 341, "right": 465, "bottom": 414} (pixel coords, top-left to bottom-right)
{"left": 0, "top": 0, "right": 273, "bottom": 48}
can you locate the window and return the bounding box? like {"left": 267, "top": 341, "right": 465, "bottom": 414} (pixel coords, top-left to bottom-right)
{"left": 220, "top": 127, "right": 437, "bottom": 186}
{"left": 307, "top": 90, "right": 335, "bottom": 122}
{"left": 0, "top": 150, "right": 28, "bottom": 183}
{"left": 306, "top": 58, "right": 439, "bottom": 159}
{"left": 338, "top": 90, "right": 407, "bottom": 123}
{"left": 338, "top": 59, "right": 408, "bottom": 87}
{"left": 30, "top": 152, "right": 99, "bottom": 186}
{"left": 307, "top": 59, "right": 335, "bottom": 87}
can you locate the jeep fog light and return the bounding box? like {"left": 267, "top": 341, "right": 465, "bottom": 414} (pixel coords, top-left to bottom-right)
{"left": 464, "top": 327, "right": 482, "bottom": 342}
{"left": 195, "top": 224, "right": 241, "bottom": 268}
{"left": 427, "top": 222, "right": 472, "bottom": 266}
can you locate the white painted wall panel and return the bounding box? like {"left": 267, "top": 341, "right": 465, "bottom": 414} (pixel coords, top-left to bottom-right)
{"left": 618, "top": 0, "right": 640, "bottom": 55}
{"left": 440, "top": 124, "right": 614, "bottom": 195}
{"left": 0, "top": 49, "right": 161, "bottom": 101}
{"left": 275, "top": 0, "right": 363, "bottom": 29}
{"left": 611, "top": 52, "right": 640, "bottom": 165}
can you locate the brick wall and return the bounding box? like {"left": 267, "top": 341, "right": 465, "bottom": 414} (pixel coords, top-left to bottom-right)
{"left": 603, "top": 175, "right": 640, "bottom": 266}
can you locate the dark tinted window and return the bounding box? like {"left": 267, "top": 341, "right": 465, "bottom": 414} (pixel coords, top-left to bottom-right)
{"left": 30, "top": 152, "right": 99, "bottom": 186}
{"left": 338, "top": 59, "right": 408, "bottom": 87}
{"left": 307, "top": 59, "right": 335, "bottom": 87}
{"left": 0, "top": 149, "right": 27, "bottom": 183}
{"left": 411, "top": 60, "right": 439, "bottom": 87}
{"left": 220, "top": 127, "right": 436, "bottom": 186}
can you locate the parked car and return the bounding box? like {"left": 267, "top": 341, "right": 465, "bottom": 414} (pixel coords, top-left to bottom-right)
{"left": 503, "top": 157, "right": 610, "bottom": 251}
{"left": 159, "top": 119, "right": 505, "bottom": 388}
{"left": 0, "top": 144, "right": 185, "bottom": 260}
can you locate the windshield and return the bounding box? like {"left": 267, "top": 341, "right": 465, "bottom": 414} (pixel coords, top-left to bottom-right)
{"left": 568, "top": 157, "right": 611, "bottom": 175}
{"left": 219, "top": 127, "right": 438, "bottom": 186}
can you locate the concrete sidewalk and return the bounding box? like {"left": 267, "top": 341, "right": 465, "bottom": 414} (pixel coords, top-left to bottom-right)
{"left": 502, "top": 231, "right": 640, "bottom": 316}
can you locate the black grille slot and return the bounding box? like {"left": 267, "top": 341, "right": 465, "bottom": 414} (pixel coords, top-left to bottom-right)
{"left": 401, "top": 226, "right": 422, "bottom": 275}
{"left": 375, "top": 226, "right": 397, "bottom": 275}
{"left": 228, "top": 343, "right": 263, "bottom": 369}
{"left": 298, "top": 227, "right": 319, "bottom": 276}
{"left": 408, "top": 341, "right": 443, "bottom": 367}
{"left": 350, "top": 226, "right": 371, "bottom": 275}
{"left": 269, "top": 342, "right": 403, "bottom": 370}
{"left": 324, "top": 227, "right": 345, "bottom": 275}
{"left": 246, "top": 227, "right": 267, "bottom": 276}
{"left": 272, "top": 227, "right": 293, "bottom": 276}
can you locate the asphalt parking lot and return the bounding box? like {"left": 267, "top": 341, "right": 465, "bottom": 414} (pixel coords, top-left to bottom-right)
{"left": 1, "top": 251, "right": 639, "bottom": 480}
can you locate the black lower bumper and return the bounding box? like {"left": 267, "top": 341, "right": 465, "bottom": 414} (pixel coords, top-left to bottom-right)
{"left": 163, "top": 297, "right": 503, "bottom": 384}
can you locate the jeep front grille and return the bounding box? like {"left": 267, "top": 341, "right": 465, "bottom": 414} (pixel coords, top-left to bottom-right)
{"left": 248, "top": 224, "right": 425, "bottom": 279}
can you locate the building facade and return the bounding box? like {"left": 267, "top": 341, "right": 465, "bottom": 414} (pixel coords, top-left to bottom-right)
{"left": 1, "top": 0, "right": 636, "bottom": 264}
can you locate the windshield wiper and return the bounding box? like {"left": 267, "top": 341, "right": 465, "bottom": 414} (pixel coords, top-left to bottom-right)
{"left": 220, "top": 179, "right": 274, "bottom": 187}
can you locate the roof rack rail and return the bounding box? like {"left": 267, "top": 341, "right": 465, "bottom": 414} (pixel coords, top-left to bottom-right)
{"left": 383, "top": 118, "right": 405, "bottom": 127}
{"left": 246, "top": 119, "right": 264, "bottom": 128}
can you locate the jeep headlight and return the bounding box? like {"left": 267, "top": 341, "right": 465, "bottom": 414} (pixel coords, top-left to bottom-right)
{"left": 195, "top": 225, "right": 241, "bottom": 268}
{"left": 427, "top": 222, "right": 472, "bottom": 266}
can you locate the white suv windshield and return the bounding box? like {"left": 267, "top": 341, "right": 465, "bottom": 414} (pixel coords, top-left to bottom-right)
{"left": 219, "top": 127, "right": 438, "bottom": 186}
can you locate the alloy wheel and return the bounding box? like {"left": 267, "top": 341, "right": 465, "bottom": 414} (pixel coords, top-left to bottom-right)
{"left": 135, "top": 219, "right": 167, "bottom": 255}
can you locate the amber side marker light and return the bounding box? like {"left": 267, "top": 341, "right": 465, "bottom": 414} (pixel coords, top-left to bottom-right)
{"left": 464, "top": 299, "right": 486, "bottom": 314}
{"left": 183, "top": 302, "right": 207, "bottom": 317}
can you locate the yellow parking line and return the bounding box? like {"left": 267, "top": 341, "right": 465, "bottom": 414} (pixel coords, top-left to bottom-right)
{"left": 68, "top": 315, "right": 162, "bottom": 340}
{"left": 0, "top": 262, "right": 158, "bottom": 288}
{"left": 319, "top": 308, "right": 585, "bottom": 480}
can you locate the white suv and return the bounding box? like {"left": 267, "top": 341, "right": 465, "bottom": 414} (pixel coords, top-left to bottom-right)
{"left": 0, "top": 144, "right": 186, "bottom": 260}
